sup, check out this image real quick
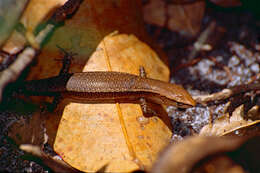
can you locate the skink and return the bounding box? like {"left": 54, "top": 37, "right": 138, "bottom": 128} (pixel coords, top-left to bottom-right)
{"left": 18, "top": 71, "right": 196, "bottom": 108}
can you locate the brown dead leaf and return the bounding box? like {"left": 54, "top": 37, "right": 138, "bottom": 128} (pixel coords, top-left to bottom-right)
{"left": 193, "top": 156, "right": 245, "bottom": 173}
{"left": 247, "top": 105, "right": 260, "bottom": 120}
{"left": 51, "top": 33, "right": 172, "bottom": 172}
{"left": 210, "top": 0, "right": 242, "bottom": 7}
{"left": 20, "top": 144, "right": 81, "bottom": 173}
{"left": 143, "top": 0, "right": 166, "bottom": 27}
{"left": 143, "top": 0, "right": 205, "bottom": 36}
{"left": 200, "top": 105, "right": 260, "bottom": 136}
{"left": 223, "top": 120, "right": 260, "bottom": 137}
{"left": 152, "top": 136, "right": 260, "bottom": 173}
{"left": 168, "top": 1, "right": 205, "bottom": 36}
{"left": 151, "top": 136, "right": 245, "bottom": 173}
{"left": 8, "top": 112, "right": 45, "bottom": 146}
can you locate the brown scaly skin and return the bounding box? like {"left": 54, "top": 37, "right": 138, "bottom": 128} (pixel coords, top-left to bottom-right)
{"left": 19, "top": 71, "right": 196, "bottom": 108}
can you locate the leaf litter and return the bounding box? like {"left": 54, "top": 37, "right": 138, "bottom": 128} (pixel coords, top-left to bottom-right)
{"left": 0, "top": 0, "right": 260, "bottom": 172}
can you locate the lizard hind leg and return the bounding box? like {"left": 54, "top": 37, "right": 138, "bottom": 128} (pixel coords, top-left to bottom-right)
{"left": 139, "top": 97, "right": 157, "bottom": 116}
{"left": 138, "top": 66, "right": 157, "bottom": 116}
{"left": 139, "top": 66, "right": 147, "bottom": 78}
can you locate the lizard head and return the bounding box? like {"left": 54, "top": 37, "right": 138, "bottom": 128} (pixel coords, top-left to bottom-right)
{"left": 149, "top": 80, "right": 196, "bottom": 108}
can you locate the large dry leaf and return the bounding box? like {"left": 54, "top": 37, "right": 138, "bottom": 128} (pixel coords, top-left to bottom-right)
{"left": 52, "top": 33, "right": 172, "bottom": 172}
{"left": 154, "top": 136, "right": 260, "bottom": 172}
{"left": 143, "top": 0, "right": 205, "bottom": 36}
{"left": 151, "top": 136, "right": 245, "bottom": 173}
{"left": 200, "top": 105, "right": 260, "bottom": 136}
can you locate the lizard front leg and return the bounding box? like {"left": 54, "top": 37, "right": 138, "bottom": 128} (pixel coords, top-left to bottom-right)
{"left": 47, "top": 47, "right": 75, "bottom": 111}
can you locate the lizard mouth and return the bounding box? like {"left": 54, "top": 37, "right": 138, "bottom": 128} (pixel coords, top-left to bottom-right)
{"left": 176, "top": 102, "right": 194, "bottom": 108}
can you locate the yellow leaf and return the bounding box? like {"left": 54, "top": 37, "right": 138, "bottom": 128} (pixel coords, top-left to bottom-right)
{"left": 52, "top": 33, "right": 172, "bottom": 172}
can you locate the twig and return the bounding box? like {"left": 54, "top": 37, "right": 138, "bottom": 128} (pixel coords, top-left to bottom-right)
{"left": 20, "top": 144, "right": 82, "bottom": 173}
{"left": 0, "top": 0, "right": 82, "bottom": 102}
{"left": 187, "top": 21, "right": 216, "bottom": 61}
{"left": 248, "top": 73, "right": 260, "bottom": 84}
{"left": 208, "top": 56, "right": 233, "bottom": 82}
{"left": 173, "top": 22, "right": 216, "bottom": 72}
{"left": 194, "top": 83, "right": 260, "bottom": 104}
{"left": 173, "top": 56, "right": 202, "bottom": 73}
{"left": 0, "top": 50, "right": 17, "bottom": 71}
{"left": 0, "top": 47, "right": 36, "bottom": 101}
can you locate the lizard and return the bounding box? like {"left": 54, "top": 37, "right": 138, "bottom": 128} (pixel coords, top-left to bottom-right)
{"left": 10, "top": 48, "right": 196, "bottom": 113}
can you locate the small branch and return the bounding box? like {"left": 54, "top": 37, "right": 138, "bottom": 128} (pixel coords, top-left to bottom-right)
{"left": 208, "top": 56, "right": 233, "bottom": 82}
{"left": 0, "top": 47, "right": 36, "bottom": 100}
{"left": 0, "top": 0, "right": 83, "bottom": 102}
{"left": 173, "top": 56, "right": 202, "bottom": 73}
{"left": 194, "top": 83, "right": 260, "bottom": 104}
{"left": 20, "top": 144, "right": 82, "bottom": 173}
{"left": 0, "top": 50, "right": 17, "bottom": 71}
{"left": 187, "top": 21, "right": 216, "bottom": 61}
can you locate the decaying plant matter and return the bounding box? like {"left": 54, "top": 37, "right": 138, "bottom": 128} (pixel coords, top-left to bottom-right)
{"left": 0, "top": 0, "right": 259, "bottom": 172}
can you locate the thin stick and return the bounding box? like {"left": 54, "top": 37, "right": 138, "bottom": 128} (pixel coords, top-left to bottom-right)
{"left": 20, "top": 144, "right": 81, "bottom": 173}
{"left": 187, "top": 21, "right": 216, "bottom": 61}
{"left": 0, "top": 0, "right": 82, "bottom": 101}
{"left": 194, "top": 83, "right": 260, "bottom": 104}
